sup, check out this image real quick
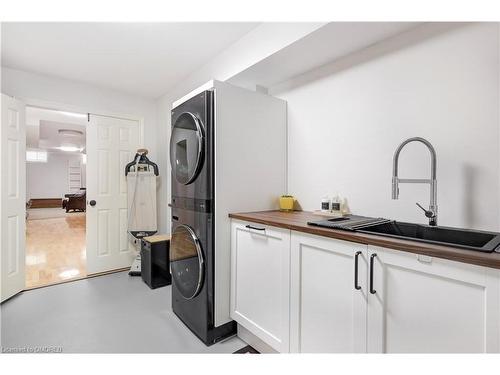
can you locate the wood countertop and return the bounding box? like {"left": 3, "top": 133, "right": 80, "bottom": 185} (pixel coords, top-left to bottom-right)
{"left": 229, "top": 210, "right": 500, "bottom": 270}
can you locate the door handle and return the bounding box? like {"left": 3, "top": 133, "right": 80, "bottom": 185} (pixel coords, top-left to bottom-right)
{"left": 89, "top": 200, "right": 96, "bottom": 207}
{"left": 369, "top": 253, "right": 377, "bottom": 294}
{"left": 354, "top": 251, "right": 362, "bottom": 290}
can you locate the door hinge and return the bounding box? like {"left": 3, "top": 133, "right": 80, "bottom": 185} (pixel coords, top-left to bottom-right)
{"left": 87, "top": 113, "right": 90, "bottom": 122}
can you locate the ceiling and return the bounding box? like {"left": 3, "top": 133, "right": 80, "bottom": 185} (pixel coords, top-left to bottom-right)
{"left": 229, "top": 22, "right": 423, "bottom": 91}
{"left": 1, "top": 22, "right": 259, "bottom": 98}
{"left": 26, "top": 107, "right": 87, "bottom": 153}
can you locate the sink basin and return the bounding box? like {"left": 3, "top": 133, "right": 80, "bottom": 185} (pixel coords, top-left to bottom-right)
{"left": 357, "top": 221, "right": 500, "bottom": 253}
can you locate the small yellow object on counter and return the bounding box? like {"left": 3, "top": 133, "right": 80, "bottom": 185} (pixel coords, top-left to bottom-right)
{"left": 279, "top": 195, "right": 295, "bottom": 211}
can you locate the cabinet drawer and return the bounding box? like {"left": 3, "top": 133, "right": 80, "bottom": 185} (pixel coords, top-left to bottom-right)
{"left": 232, "top": 220, "right": 287, "bottom": 240}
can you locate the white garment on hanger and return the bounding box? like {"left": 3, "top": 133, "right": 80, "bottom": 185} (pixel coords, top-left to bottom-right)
{"left": 127, "top": 171, "right": 157, "bottom": 233}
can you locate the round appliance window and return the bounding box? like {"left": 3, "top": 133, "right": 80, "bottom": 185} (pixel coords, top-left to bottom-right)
{"left": 170, "top": 224, "right": 204, "bottom": 299}
{"left": 169, "top": 112, "right": 204, "bottom": 185}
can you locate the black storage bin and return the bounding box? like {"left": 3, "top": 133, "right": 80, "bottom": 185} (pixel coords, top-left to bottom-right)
{"left": 141, "top": 235, "right": 171, "bottom": 289}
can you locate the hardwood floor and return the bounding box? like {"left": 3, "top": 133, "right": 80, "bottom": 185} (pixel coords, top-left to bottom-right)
{"left": 25, "top": 209, "right": 86, "bottom": 289}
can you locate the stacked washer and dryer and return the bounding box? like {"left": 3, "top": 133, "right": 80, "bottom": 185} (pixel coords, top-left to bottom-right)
{"left": 169, "top": 80, "right": 287, "bottom": 345}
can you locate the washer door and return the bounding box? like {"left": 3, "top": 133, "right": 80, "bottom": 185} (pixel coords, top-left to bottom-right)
{"left": 170, "top": 224, "right": 204, "bottom": 299}
{"left": 170, "top": 112, "right": 204, "bottom": 185}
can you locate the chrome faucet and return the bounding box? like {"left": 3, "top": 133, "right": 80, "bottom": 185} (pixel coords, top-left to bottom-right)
{"left": 392, "top": 137, "right": 438, "bottom": 226}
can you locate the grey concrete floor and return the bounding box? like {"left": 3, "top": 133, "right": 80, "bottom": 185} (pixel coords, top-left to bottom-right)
{"left": 0, "top": 271, "right": 245, "bottom": 353}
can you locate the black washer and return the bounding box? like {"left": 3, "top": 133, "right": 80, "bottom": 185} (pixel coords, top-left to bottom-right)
{"left": 170, "top": 224, "right": 204, "bottom": 299}
{"left": 170, "top": 91, "right": 236, "bottom": 346}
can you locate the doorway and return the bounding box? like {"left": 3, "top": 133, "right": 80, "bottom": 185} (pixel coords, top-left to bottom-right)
{"left": 1, "top": 94, "right": 144, "bottom": 301}
{"left": 25, "top": 106, "right": 87, "bottom": 289}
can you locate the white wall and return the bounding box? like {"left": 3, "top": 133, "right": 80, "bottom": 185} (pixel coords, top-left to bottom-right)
{"left": 3, "top": 24, "right": 322, "bottom": 234}
{"left": 14, "top": 23, "right": 494, "bottom": 232}
{"left": 1, "top": 67, "right": 157, "bottom": 158}
{"left": 27, "top": 152, "right": 82, "bottom": 199}
{"left": 275, "top": 23, "right": 499, "bottom": 231}
{"left": 1, "top": 67, "right": 159, "bottom": 218}
{"left": 156, "top": 23, "right": 325, "bottom": 234}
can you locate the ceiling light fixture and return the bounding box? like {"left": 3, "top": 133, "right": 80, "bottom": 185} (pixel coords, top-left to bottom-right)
{"left": 59, "top": 146, "right": 81, "bottom": 152}
{"left": 58, "top": 129, "right": 84, "bottom": 137}
{"left": 58, "top": 111, "right": 87, "bottom": 119}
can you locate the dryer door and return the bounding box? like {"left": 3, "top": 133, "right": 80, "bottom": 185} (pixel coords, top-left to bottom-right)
{"left": 170, "top": 224, "right": 205, "bottom": 299}
{"left": 170, "top": 112, "right": 204, "bottom": 185}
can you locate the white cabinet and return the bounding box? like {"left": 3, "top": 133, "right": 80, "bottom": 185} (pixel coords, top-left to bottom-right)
{"left": 290, "top": 232, "right": 368, "bottom": 353}
{"left": 230, "top": 220, "right": 290, "bottom": 352}
{"left": 367, "top": 246, "right": 500, "bottom": 353}
{"left": 230, "top": 220, "right": 500, "bottom": 353}
{"left": 288, "top": 232, "right": 500, "bottom": 353}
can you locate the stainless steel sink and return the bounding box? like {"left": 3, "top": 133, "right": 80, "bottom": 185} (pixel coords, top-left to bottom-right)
{"left": 357, "top": 221, "right": 500, "bottom": 253}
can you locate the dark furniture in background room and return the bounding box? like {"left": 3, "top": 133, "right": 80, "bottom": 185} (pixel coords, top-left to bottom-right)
{"left": 141, "top": 235, "right": 171, "bottom": 289}
{"left": 62, "top": 188, "right": 86, "bottom": 212}
{"left": 29, "top": 198, "right": 63, "bottom": 209}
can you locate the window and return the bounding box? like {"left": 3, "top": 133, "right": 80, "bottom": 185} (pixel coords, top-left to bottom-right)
{"left": 26, "top": 150, "right": 48, "bottom": 163}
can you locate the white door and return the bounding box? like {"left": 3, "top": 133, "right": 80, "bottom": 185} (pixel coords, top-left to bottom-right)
{"left": 86, "top": 114, "right": 141, "bottom": 274}
{"left": 367, "top": 246, "right": 500, "bottom": 353}
{"left": 290, "top": 232, "right": 368, "bottom": 353}
{"left": 1, "top": 94, "right": 26, "bottom": 302}
{"left": 230, "top": 220, "right": 291, "bottom": 352}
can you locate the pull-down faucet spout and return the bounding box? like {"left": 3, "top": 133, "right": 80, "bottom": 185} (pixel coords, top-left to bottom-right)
{"left": 392, "top": 137, "right": 438, "bottom": 226}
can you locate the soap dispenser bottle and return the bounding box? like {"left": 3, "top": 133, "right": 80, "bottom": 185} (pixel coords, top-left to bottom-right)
{"left": 321, "top": 196, "right": 331, "bottom": 212}
{"left": 331, "top": 193, "right": 341, "bottom": 216}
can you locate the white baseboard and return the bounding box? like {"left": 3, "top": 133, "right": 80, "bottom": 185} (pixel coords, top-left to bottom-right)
{"left": 237, "top": 324, "right": 278, "bottom": 354}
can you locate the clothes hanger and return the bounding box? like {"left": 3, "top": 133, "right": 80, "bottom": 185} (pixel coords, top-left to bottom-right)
{"left": 125, "top": 148, "right": 159, "bottom": 176}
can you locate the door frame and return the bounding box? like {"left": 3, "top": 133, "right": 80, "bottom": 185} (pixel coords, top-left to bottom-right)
{"left": 22, "top": 97, "right": 145, "bottom": 132}
{"left": 5, "top": 94, "right": 145, "bottom": 293}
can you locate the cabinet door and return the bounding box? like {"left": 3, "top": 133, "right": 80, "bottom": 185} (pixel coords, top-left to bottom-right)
{"left": 290, "top": 232, "right": 368, "bottom": 353}
{"left": 230, "top": 220, "right": 290, "bottom": 352}
{"left": 367, "top": 246, "right": 500, "bottom": 353}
